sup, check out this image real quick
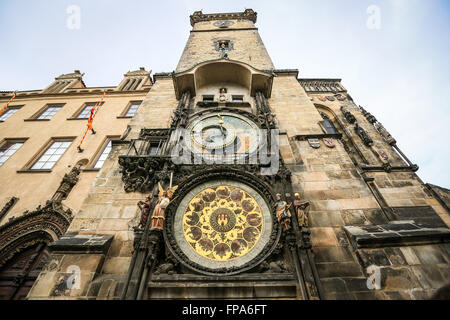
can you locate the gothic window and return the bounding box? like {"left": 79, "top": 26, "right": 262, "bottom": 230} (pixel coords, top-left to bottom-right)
{"left": 36, "top": 105, "right": 63, "bottom": 120}
{"left": 93, "top": 140, "right": 113, "bottom": 169}
{"left": 320, "top": 113, "right": 337, "bottom": 134}
{"left": 0, "top": 107, "right": 21, "bottom": 122}
{"left": 74, "top": 102, "right": 103, "bottom": 119}
{"left": 30, "top": 140, "right": 72, "bottom": 170}
{"left": 0, "top": 141, "right": 24, "bottom": 166}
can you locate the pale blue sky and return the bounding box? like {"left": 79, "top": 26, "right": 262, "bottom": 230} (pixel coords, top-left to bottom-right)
{"left": 0, "top": 0, "right": 449, "bottom": 187}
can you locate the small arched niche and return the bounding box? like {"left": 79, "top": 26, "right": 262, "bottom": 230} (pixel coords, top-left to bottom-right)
{"left": 314, "top": 104, "right": 340, "bottom": 134}
{"left": 173, "top": 59, "right": 273, "bottom": 100}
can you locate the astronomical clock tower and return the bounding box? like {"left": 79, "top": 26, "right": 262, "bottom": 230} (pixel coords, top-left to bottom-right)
{"left": 27, "top": 9, "right": 450, "bottom": 300}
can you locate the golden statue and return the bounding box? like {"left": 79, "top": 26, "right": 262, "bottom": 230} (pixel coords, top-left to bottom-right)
{"left": 275, "top": 194, "right": 292, "bottom": 231}
{"left": 293, "top": 193, "right": 310, "bottom": 228}
{"left": 150, "top": 182, "right": 178, "bottom": 231}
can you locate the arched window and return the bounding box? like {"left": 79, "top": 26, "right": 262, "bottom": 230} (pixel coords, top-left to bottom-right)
{"left": 320, "top": 113, "right": 337, "bottom": 134}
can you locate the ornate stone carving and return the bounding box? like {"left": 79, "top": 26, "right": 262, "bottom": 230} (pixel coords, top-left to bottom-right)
{"left": 118, "top": 156, "right": 166, "bottom": 193}
{"left": 190, "top": 9, "right": 257, "bottom": 26}
{"left": 53, "top": 167, "right": 81, "bottom": 201}
{"left": 255, "top": 91, "right": 276, "bottom": 129}
{"left": 375, "top": 122, "right": 397, "bottom": 145}
{"left": 359, "top": 106, "right": 377, "bottom": 124}
{"left": 0, "top": 200, "right": 72, "bottom": 268}
{"left": 355, "top": 123, "right": 373, "bottom": 147}
{"left": 298, "top": 79, "right": 346, "bottom": 93}
{"left": 139, "top": 129, "right": 171, "bottom": 140}
{"left": 354, "top": 123, "right": 374, "bottom": 147}
{"left": 341, "top": 106, "right": 356, "bottom": 124}
{"left": 0, "top": 197, "right": 19, "bottom": 222}
{"left": 170, "top": 91, "right": 191, "bottom": 129}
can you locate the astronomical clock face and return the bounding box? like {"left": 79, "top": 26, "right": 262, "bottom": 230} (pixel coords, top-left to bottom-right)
{"left": 170, "top": 180, "right": 274, "bottom": 274}
{"left": 187, "top": 112, "right": 261, "bottom": 158}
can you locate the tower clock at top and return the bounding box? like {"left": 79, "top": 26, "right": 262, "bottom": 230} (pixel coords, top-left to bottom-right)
{"left": 177, "top": 10, "right": 275, "bottom": 72}
{"left": 213, "top": 20, "right": 235, "bottom": 28}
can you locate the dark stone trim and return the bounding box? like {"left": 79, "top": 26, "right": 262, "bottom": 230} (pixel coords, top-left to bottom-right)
{"left": 150, "top": 273, "right": 295, "bottom": 282}
{"left": 17, "top": 169, "right": 52, "bottom": 174}
{"left": 344, "top": 223, "right": 450, "bottom": 249}
{"left": 66, "top": 117, "right": 88, "bottom": 121}
{"left": 293, "top": 133, "right": 343, "bottom": 141}
{"left": 116, "top": 116, "right": 133, "bottom": 119}
{"left": 359, "top": 164, "right": 419, "bottom": 173}
{"left": 82, "top": 168, "right": 100, "bottom": 172}
{"left": 24, "top": 119, "right": 51, "bottom": 122}
{"left": 0, "top": 197, "right": 19, "bottom": 223}
{"left": 48, "top": 233, "right": 114, "bottom": 254}
{"left": 191, "top": 28, "right": 258, "bottom": 33}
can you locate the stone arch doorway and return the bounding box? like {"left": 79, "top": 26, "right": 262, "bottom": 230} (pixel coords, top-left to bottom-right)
{"left": 0, "top": 241, "right": 50, "bottom": 300}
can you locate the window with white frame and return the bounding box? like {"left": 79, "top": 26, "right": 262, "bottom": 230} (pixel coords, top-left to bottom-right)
{"left": 76, "top": 104, "right": 96, "bottom": 119}
{"left": 0, "top": 141, "right": 24, "bottom": 166}
{"left": 93, "top": 140, "right": 112, "bottom": 169}
{"left": 31, "top": 141, "right": 72, "bottom": 170}
{"left": 37, "top": 106, "right": 63, "bottom": 120}
{"left": 125, "top": 102, "right": 141, "bottom": 117}
{"left": 0, "top": 108, "right": 20, "bottom": 121}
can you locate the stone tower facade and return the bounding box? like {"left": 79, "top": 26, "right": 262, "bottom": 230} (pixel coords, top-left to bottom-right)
{"left": 25, "top": 9, "right": 450, "bottom": 300}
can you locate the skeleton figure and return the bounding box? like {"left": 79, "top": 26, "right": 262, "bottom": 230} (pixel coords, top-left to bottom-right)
{"left": 293, "top": 193, "right": 310, "bottom": 228}
{"left": 275, "top": 194, "right": 292, "bottom": 231}
{"left": 150, "top": 182, "right": 178, "bottom": 231}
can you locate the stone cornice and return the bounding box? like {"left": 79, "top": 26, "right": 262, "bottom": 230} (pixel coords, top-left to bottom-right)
{"left": 124, "top": 68, "right": 151, "bottom": 77}
{"left": 55, "top": 70, "right": 84, "bottom": 81}
{"left": 0, "top": 89, "right": 149, "bottom": 102}
{"left": 190, "top": 9, "right": 257, "bottom": 26}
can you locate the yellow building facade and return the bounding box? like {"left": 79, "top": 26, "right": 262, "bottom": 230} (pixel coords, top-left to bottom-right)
{"left": 0, "top": 68, "right": 151, "bottom": 299}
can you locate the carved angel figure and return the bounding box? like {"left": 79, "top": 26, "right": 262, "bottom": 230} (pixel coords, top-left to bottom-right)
{"left": 275, "top": 194, "right": 292, "bottom": 231}
{"left": 150, "top": 182, "right": 178, "bottom": 231}
{"left": 293, "top": 193, "right": 310, "bottom": 228}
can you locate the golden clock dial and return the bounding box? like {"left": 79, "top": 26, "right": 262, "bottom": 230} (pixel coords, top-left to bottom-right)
{"left": 173, "top": 180, "right": 273, "bottom": 272}
{"left": 182, "top": 185, "right": 263, "bottom": 262}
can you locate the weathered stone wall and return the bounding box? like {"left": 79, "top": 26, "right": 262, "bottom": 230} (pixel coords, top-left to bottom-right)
{"left": 177, "top": 19, "right": 274, "bottom": 72}
{"left": 0, "top": 92, "right": 147, "bottom": 225}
